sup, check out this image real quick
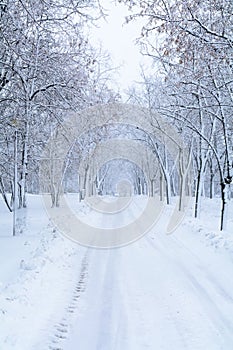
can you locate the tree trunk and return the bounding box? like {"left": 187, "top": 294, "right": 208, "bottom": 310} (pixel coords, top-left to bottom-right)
{"left": 194, "top": 170, "right": 203, "bottom": 218}
{"left": 179, "top": 175, "right": 185, "bottom": 211}
{"left": 164, "top": 173, "right": 171, "bottom": 205}
{"left": 19, "top": 120, "right": 30, "bottom": 208}
{"left": 0, "top": 177, "right": 12, "bottom": 212}
{"left": 209, "top": 173, "right": 215, "bottom": 199}
{"left": 150, "top": 179, "right": 154, "bottom": 197}
{"left": 170, "top": 173, "right": 177, "bottom": 197}
{"left": 159, "top": 171, "right": 164, "bottom": 202}
{"left": 220, "top": 182, "right": 227, "bottom": 231}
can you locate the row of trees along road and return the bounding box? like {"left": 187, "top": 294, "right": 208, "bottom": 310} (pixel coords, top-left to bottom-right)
{"left": 1, "top": 0, "right": 232, "bottom": 233}
{"left": 121, "top": 0, "right": 233, "bottom": 230}
{"left": 0, "top": 0, "right": 120, "bottom": 215}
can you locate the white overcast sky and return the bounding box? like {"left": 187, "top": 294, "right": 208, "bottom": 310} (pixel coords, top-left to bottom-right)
{"left": 89, "top": 0, "right": 152, "bottom": 96}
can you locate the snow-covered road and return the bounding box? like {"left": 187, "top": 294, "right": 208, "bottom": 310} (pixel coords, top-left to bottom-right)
{"left": 61, "top": 199, "right": 233, "bottom": 350}
{"left": 1, "top": 196, "right": 233, "bottom": 349}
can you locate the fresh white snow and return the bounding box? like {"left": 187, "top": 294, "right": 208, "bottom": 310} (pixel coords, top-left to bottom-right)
{"left": 0, "top": 195, "right": 233, "bottom": 349}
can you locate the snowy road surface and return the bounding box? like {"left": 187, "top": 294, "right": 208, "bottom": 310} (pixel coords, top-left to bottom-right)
{"left": 60, "top": 198, "right": 233, "bottom": 350}
{"left": 1, "top": 196, "right": 233, "bottom": 349}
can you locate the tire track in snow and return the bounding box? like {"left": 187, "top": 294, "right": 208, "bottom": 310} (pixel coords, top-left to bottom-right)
{"left": 48, "top": 249, "right": 90, "bottom": 350}
{"left": 62, "top": 247, "right": 129, "bottom": 350}
{"left": 95, "top": 248, "right": 129, "bottom": 350}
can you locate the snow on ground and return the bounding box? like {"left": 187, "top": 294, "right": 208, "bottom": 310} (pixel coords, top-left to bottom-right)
{"left": 0, "top": 195, "right": 88, "bottom": 350}
{"left": 0, "top": 194, "right": 233, "bottom": 349}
